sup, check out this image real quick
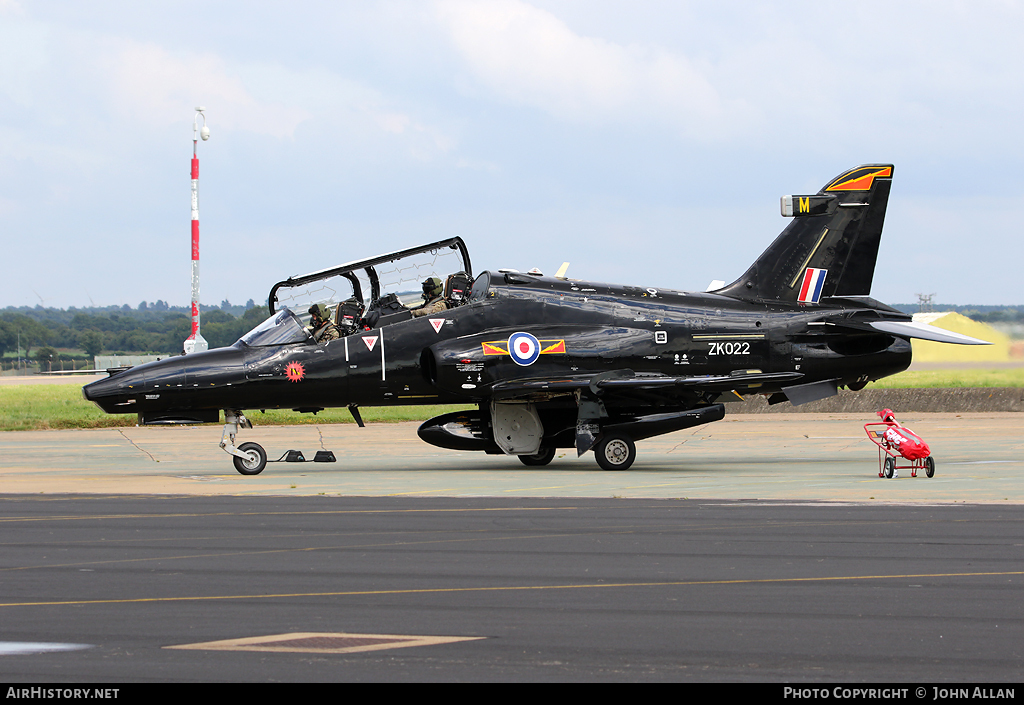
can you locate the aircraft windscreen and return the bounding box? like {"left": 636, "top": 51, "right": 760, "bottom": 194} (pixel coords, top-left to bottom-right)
{"left": 239, "top": 310, "right": 312, "bottom": 347}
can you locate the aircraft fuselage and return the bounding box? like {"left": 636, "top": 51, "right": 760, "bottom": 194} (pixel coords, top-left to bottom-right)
{"left": 84, "top": 271, "right": 911, "bottom": 422}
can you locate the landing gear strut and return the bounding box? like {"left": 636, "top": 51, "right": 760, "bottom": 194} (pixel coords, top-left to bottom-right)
{"left": 220, "top": 410, "right": 266, "bottom": 476}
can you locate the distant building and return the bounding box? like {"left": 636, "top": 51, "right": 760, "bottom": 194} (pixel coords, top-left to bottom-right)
{"left": 95, "top": 355, "right": 164, "bottom": 370}
{"left": 910, "top": 312, "right": 1011, "bottom": 362}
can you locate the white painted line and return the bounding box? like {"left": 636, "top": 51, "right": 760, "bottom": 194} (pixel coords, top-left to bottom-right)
{"left": 0, "top": 642, "right": 92, "bottom": 655}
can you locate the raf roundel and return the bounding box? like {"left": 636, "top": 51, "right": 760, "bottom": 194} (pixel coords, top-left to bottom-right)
{"left": 508, "top": 332, "right": 541, "bottom": 366}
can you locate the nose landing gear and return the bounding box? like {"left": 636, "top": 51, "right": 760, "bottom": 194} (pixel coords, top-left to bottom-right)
{"left": 220, "top": 410, "right": 267, "bottom": 475}
{"left": 219, "top": 409, "right": 337, "bottom": 475}
{"left": 234, "top": 442, "right": 268, "bottom": 475}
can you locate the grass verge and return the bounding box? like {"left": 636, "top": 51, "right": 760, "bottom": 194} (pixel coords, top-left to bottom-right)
{"left": 0, "top": 384, "right": 472, "bottom": 432}
{"left": 1, "top": 367, "right": 1021, "bottom": 431}
{"left": 868, "top": 368, "right": 1024, "bottom": 389}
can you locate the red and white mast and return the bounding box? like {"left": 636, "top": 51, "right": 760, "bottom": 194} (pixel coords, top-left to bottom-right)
{"left": 184, "top": 107, "right": 210, "bottom": 354}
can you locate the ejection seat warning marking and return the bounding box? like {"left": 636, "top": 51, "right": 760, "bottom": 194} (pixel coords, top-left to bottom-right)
{"left": 362, "top": 335, "right": 378, "bottom": 352}
{"left": 165, "top": 632, "right": 485, "bottom": 654}
{"left": 429, "top": 318, "right": 445, "bottom": 333}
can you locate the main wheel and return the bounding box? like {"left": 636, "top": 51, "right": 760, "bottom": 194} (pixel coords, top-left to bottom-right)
{"left": 519, "top": 447, "right": 556, "bottom": 466}
{"left": 925, "top": 456, "right": 935, "bottom": 478}
{"left": 594, "top": 434, "right": 636, "bottom": 471}
{"left": 233, "top": 442, "right": 267, "bottom": 476}
{"left": 883, "top": 456, "right": 895, "bottom": 479}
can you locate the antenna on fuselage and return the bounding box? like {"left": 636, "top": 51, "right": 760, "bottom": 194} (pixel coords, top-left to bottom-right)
{"left": 554, "top": 262, "right": 570, "bottom": 279}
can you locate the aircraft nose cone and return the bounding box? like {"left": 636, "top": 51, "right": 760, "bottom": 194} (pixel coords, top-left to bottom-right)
{"left": 82, "top": 357, "right": 188, "bottom": 413}
{"left": 82, "top": 366, "right": 146, "bottom": 412}
{"left": 82, "top": 375, "right": 114, "bottom": 402}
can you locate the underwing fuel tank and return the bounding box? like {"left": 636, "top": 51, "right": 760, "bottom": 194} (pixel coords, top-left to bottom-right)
{"left": 417, "top": 404, "right": 727, "bottom": 454}
{"left": 83, "top": 347, "right": 246, "bottom": 421}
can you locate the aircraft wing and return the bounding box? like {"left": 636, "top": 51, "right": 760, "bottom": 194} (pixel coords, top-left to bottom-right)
{"left": 490, "top": 370, "right": 804, "bottom": 400}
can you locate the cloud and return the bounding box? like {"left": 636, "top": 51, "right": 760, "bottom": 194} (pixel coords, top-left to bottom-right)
{"left": 434, "top": 0, "right": 739, "bottom": 137}
{"left": 100, "top": 41, "right": 309, "bottom": 139}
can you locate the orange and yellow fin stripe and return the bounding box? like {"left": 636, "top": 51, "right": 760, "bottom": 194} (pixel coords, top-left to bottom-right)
{"left": 825, "top": 166, "right": 892, "bottom": 192}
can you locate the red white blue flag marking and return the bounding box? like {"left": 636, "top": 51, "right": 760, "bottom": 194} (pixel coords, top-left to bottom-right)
{"left": 797, "top": 268, "right": 827, "bottom": 304}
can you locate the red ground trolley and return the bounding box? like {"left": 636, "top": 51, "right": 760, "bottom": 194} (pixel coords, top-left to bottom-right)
{"left": 864, "top": 409, "right": 935, "bottom": 479}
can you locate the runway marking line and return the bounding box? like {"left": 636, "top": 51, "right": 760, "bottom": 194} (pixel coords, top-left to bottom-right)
{"left": 1, "top": 571, "right": 1020, "bottom": 608}
{"left": 0, "top": 506, "right": 577, "bottom": 523}
{"left": 164, "top": 632, "right": 484, "bottom": 654}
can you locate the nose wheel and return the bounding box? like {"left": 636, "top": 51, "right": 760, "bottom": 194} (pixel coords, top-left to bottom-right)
{"left": 233, "top": 442, "right": 267, "bottom": 475}
{"left": 220, "top": 410, "right": 261, "bottom": 475}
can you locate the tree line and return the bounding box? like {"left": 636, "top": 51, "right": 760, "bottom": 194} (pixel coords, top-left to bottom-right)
{"left": 1, "top": 301, "right": 269, "bottom": 366}
{"left": 3, "top": 300, "right": 1022, "bottom": 369}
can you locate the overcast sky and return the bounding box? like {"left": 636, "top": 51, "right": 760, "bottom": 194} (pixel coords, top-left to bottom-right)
{"left": 2, "top": 0, "right": 1022, "bottom": 309}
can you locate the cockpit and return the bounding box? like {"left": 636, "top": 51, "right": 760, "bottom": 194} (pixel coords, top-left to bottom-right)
{"left": 237, "top": 237, "right": 483, "bottom": 345}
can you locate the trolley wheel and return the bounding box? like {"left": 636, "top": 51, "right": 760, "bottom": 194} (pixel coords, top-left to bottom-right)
{"left": 925, "top": 456, "right": 935, "bottom": 478}
{"left": 594, "top": 434, "right": 636, "bottom": 471}
{"left": 233, "top": 442, "right": 267, "bottom": 476}
{"left": 518, "top": 447, "right": 556, "bottom": 467}
{"left": 883, "top": 456, "right": 895, "bottom": 479}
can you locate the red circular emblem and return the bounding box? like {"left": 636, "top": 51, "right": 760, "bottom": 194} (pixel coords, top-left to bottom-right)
{"left": 285, "top": 361, "right": 305, "bottom": 382}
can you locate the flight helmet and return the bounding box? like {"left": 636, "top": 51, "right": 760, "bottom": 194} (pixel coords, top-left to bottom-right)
{"left": 422, "top": 277, "right": 443, "bottom": 299}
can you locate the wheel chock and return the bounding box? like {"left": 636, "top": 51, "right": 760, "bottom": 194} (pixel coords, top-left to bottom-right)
{"left": 267, "top": 450, "right": 335, "bottom": 463}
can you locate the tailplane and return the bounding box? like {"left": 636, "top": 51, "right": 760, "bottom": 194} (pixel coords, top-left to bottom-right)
{"left": 716, "top": 164, "right": 893, "bottom": 304}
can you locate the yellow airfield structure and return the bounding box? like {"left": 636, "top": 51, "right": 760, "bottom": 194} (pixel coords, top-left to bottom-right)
{"left": 910, "top": 312, "right": 1011, "bottom": 362}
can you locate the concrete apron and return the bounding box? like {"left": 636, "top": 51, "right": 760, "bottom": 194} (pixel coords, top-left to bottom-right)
{"left": 1, "top": 413, "right": 1021, "bottom": 503}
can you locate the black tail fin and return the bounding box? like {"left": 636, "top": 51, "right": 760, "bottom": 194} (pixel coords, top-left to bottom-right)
{"left": 717, "top": 164, "right": 893, "bottom": 304}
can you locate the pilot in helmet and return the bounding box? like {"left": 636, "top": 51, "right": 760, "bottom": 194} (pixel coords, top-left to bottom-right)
{"left": 307, "top": 304, "right": 341, "bottom": 342}
{"left": 411, "top": 277, "right": 448, "bottom": 318}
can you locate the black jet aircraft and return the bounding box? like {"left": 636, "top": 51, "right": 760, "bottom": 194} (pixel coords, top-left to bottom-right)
{"left": 84, "top": 164, "right": 987, "bottom": 474}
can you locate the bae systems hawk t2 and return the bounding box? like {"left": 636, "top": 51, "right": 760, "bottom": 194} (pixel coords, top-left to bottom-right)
{"left": 84, "top": 164, "right": 987, "bottom": 474}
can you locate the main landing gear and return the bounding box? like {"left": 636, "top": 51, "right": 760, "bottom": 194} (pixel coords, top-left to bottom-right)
{"left": 515, "top": 435, "right": 638, "bottom": 470}
{"left": 518, "top": 447, "right": 556, "bottom": 467}
{"left": 593, "top": 434, "right": 636, "bottom": 471}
